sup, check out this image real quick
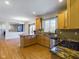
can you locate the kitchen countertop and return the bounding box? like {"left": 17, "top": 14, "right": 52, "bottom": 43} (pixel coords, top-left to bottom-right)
{"left": 51, "top": 46, "right": 79, "bottom": 59}
{"left": 20, "top": 34, "right": 35, "bottom": 36}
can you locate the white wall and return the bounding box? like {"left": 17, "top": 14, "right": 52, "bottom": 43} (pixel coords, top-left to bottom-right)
{"left": 0, "top": 22, "right": 10, "bottom": 39}
{"left": 0, "top": 22, "right": 25, "bottom": 39}
{"left": 5, "top": 23, "right": 25, "bottom": 39}
{"left": 5, "top": 32, "right": 24, "bottom": 39}
{"left": 5, "top": 20, "right": 35, "bottom": 39}
{"left": 24, "top": 22, "right": 29, "bottom": 35}
{"left": 0, "top": 19, "right": 35, "bottom": 39}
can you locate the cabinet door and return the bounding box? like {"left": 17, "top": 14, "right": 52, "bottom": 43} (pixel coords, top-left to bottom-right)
{"left": 68, "top": 0, "right": 79, "bottom": 28}
{"left": 58, "top": 10, "right": 68, "bottom": 29}
{"left": 36, "top": 18, "right": 42, "bottom": 30}
{"left": 58, "top": 11, "right": 65, "bottom": 29}
{"left": 37, "top": 35, "right": 41, "bottom": 44}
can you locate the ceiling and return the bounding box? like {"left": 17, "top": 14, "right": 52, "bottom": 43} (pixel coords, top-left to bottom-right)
{"left": 0, "top": 0, "right": 67, "bottom": 22}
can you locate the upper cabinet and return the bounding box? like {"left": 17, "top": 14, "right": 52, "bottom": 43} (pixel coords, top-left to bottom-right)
{"left": 58, "top": 10, "right": 68, "bottom": 29}
{"left": 67, "top": 0, "right": 79, "bottom": 29}
{"left": 58, "top": 0, "right": 79, "bottom": 29}
{"left": 35, "top": 17, "right": 42, "bottom": 30}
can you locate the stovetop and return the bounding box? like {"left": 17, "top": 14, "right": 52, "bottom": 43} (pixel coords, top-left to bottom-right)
{"left": 51, "top": 46, "right": 79, "bottom": 59}
{"left": 60, "top": 40, "right": 79, "bottom": 51}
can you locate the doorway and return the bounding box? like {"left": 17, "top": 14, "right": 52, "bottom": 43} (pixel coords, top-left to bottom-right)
{"left": 29, "top": 23, "right": 35, "bottom": 35}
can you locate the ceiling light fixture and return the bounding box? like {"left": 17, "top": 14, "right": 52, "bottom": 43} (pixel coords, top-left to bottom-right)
{"left": 33, "top": 11, "right": 36, "bottom": 15}
{"left": 5, "top": 1, "right": 10, "bottom": 5}
{"left": 59, "top": 0, "right": 63, "bottom": 3}
{"left": 13, "top": 17, "right": 29, "bottom": 21}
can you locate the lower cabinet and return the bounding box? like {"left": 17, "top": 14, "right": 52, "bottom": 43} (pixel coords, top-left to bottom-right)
{"left": 20, "top": 35, "right": 36, "bottom": 47}
{"left": 20, "top": 34, "right": 50, "bottom": 48}
{"left": 36, "top": 34, "right": 50, "bottom": 47}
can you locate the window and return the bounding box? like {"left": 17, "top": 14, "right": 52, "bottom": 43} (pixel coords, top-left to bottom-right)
{"left": 29, "top": 24, "right": 35, "bottom": 35}
{"left": 42, "top": 17, "right": 57, "bottom": 33}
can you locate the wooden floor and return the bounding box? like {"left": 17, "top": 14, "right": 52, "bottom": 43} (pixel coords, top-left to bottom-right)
{"left": 0, "top": 39, "right": 60, "bottom": 59}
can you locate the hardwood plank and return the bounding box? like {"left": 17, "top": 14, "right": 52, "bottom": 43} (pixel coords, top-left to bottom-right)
{"left": 0, "top": 39, "right": 51, "bottom": 59}
{"left": 0, "top": 39, "right": 60, "bottom": 59}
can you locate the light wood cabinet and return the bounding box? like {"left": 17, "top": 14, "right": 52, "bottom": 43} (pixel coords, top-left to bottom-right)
{"left": 58, "top": 11, "right": 65, "bottom": 29}
{"left": 36, "top": 34, "right": 50, "bottom": 47}
{"left": 58, "top": 10, "right": 68, "bottom": 29}
{"left": 20, "top": 35, "right": 36, "bottom": 47}
{"left": 36, "top": 17, "right": 42, "bottom": 30}
{"left": 20, "top": 34, "right": 50, "bottom": 48}
{"left": 67, "top": 0, "right": 79, "bottom": 29}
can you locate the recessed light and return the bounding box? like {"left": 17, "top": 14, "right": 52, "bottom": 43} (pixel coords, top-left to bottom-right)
{"left": 59, "top": 0, "right": 63, "bottom": 3}
{"left": 33, "top": 11, "right": 36, "bottom": 15}
{"left": 5, "top": 1, "right": 10, "bottom": 5}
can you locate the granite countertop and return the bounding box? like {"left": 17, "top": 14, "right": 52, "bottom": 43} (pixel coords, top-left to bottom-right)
{"left": 51, "top": 46, "right": 79, "bottom": 59}
{"left": 20, "top": 34, "right": 35, "bottom": 36}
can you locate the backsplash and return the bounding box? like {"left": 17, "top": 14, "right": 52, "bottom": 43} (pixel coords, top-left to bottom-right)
{"left": 56, "top": 29, "right": 79, "bottom": 42}
{"left": 55, "top": 29, "right": 79, "bottom": 51}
